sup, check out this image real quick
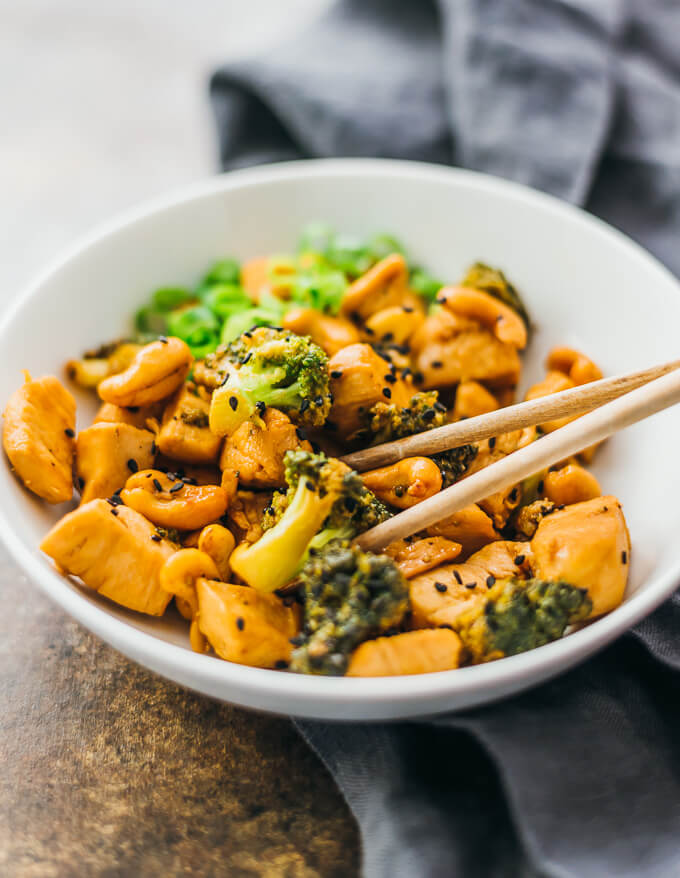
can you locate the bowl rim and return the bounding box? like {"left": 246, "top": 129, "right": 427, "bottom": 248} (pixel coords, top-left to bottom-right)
{"left": 2, "top": 156, "right": 679, "bottom": 717}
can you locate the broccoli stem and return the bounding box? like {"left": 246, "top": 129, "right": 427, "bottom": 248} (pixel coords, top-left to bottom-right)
{"left": 229, "top": 478, "right": 337, "bottom": 593}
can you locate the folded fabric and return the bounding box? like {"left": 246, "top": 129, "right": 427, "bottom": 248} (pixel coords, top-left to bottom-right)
{"left": 211, "top": 2, "right": 680, "bottom": 874}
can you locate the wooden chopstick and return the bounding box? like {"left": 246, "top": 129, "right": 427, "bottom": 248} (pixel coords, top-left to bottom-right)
{"left": 356, "top": 366, "right": 680, "bottom": 553}
{"left": 341, "top": 359, "right": 680, "bottom": 472}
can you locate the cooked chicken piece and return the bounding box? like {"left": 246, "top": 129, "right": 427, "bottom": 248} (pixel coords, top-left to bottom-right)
{"left": 346, "top": 629, "right": 463, "bottom": 676}
{"left": 409, "top": 540, "right": 529, "bottom": 628}
{"left": 411, "top": 309, "right": 521, "bottom": 390}
{"left": 452, "top": 381, "right": 499, "bottom": 420}
{"left": 220, "top": 408, "right": 312, "bottom": 489}
{"left": 196, "top": 579, "right": 299, "bottom": 668}
{"left": 76, "top": 422, "right": 156, "bottom": 504}
{"left": 328, "top": 343, "right": 412, "bottom": 437}
{"left": 227, "top": 491, "right": 273, "bottom": 544}
{"left": 282, "top": 307, "right": 360, "bottom": 357}
{"left": 426, "top": 503, "right": 498, "bottom": 558}
{"left": 363, "top": 304, "right": 426, "bottom": 346}
{"left": 94, "top": 401, "right": 164, "bottom": 430}
{"left": 3, "top": 374, "right": 76, "bottom": 503}
{"left": 156, "top": 385, "right": 222, "bottom": 464}
{"left": 384, "top": 537, "right": 462, "bottom": 579}
{"left": 40, "top": 499, "right": 175, "bottom": 615}
{"left": 531, "top": 496, "right": 630, "bottom": 617}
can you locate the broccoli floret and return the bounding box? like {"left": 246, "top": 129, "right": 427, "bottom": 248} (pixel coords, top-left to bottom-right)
{"left": 460, "top": 262, "right": 531, "bottom": 329}
{"left": 353, "top": 391, "right": 448, "bottom": 445}
{"left": 230, "top": 451, "right": 389, "bottom": 594}
{"left": 206, "top": 327, "right": 332, "bottom": 434}
{"left": 431, "top": 444, "right": 478, "bottom": 489}
{"left": 289, "top": 540, "right": 410, "bottom": 675}
{"left": 454, "top": 577, "right": 592, "bottom": 663}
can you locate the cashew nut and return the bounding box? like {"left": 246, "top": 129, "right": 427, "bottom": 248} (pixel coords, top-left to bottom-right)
{"left": 546, "top": 346, "right": 603, "bottom": 385}
{"left": 121, "top": 469, "right": 229, "bottom": 530}
{"left": 282, "top": 307, "right": 360, "bottom": 356}
{"left": 98, "top": 337, "right": 192, "bottom": 407}
{"left": 198, "top": 523, "right": 235, "bottom": 582}
{"left": 159, "top": 547, "right": 220, "bottom": 620}
{"left": 543, "top": 464, "right": 601, "bottom": 506}
{"left": 438, "top": 286, "right": 527, "bottom": 349}
{"left": 362, "top": 457, "right": 442, "bottom": 509}
{"left": 340, "top": 254, "right": 410, "bottom": 319}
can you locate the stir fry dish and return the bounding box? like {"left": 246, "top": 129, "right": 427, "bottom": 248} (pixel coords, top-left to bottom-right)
{"left": 2, "top": 226, "right": 631, "bottom": 676}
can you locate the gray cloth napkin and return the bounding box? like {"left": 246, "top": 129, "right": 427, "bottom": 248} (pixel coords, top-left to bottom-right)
{"left": 210, "top": 2, "right": 680, "bottom": 875}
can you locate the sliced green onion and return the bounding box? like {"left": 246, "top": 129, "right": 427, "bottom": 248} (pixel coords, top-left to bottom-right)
{"left": 203, "top": 258, "right": 240, "bottom": 286}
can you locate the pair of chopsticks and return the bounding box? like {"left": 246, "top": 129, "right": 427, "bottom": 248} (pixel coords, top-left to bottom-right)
{"left": 346, "top": 359, "right": 680, "bottom": 552}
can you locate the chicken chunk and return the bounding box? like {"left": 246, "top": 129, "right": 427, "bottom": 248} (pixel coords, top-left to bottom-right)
{"left": 156, "top": 385, "right": 223, "bottom": 464}
{"left": 411, "top": 309, "right": 521, "bottom": 391}
{"left": 3, "top": 374, "right": 76, "bottom": 503}
{"left": 40, "top": 499, "right": 175, "bottom": 615}
{"left": 426, "top": 503, "right": 498, "bottom": 558}
{"left": 328, "top": 343, "right": 412, "bottom": 437}
{"left": 384, "top": 537, "right": 462, "bottom": 579}
{"left": 94, "top": 401, "right": 164, "bottom": 430}
{"left": 531, "top": 496, "right": 630, "bottom": 617}
{"left": 76, "top": 422, "right": 156, "bottom": 504}
{"left": 196, "top": 579, "right": 299, "bottom": 668}
{"left": 220, "top": 408, "right": 312, "bottom": 489}
{"left": 452, "top": 381, "right": 499, "bottom": 420}
{"left": 347, "top": 629, "right": 463, "bottom": 676}
{"left": 282, "top": 307, "right": 360, "bottom": 357}
{"left": 409, "top": 540, "right": 529, "bottom": 628}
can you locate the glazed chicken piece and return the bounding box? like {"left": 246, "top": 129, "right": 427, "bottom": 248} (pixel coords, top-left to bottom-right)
{"left": 452, "top": 381, "right": 499, "bottom": 420}
{"left": 156, "top": 385, "right": 223, "bottom": 464}
{"left": 76, "top": 422, "right": 156, "bottom": 504}
{"left": 196, "top": 579, "right": 300, "bottom": 668}
{"left": 3, "top": 374, "right": 76, "bottom": 504}
{"left": 410, "top": 309, "right": 521, "bottom": 391}
{"left": 384, "top": 536, "right": 462, "bottom": 579}
{"left": 426, "top": 503, "right": 498, "bottom": 558}
{"left": 327, "top": 343, "right": 412, "bottom": 437}
{"left": 409, "top": 540, "right": 530, "bottom": 628}
{"left": 346, "top": 629, "right": 463, "bottom": 676}
{"left": 220, "top": 408, "right": 312, "bottom": 489}
{"left": 282, "top": 307, "right": 360, "bottom": 357}
{"left": 531, "top": 495, "right": 629, "bottom": 617}
{"left": 226, "top": 491, "right": 273, "bottom": 544}
{"left": 94, "top": 401, "right": 164, "bottom": 430}
{"left": 40, "top": 499, "right": 176, "bottom": 615}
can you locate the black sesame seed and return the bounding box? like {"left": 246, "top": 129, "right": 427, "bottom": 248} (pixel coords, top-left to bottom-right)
{"left": 241, "top": 352, "right": 252, "bottom": 364}
{"left": 151, "top": 534, "right": 161, "bottom": 542}
{"left": 488, "top": 436, "right": 496, "bottom": 450}
{"left": 509, "top": 487, "right": 519, "bottom": 502}
{"left": 365, "top": 326, "right": 375, "bottom": 336}
{"left": 314, "top": 396, "right": 324, "bottom": 407}
{"left": 305, "top": 480, "right": 314, "bottom": 491}
{"left": 236, "top": 617, "right": 245, "bottom": 631}
{"left": 182, "top": 476, "right": 197, "bottom": 485}
{"left": 169, "top": 482, "right": 184, "bottom": 493}
{"left": 384, "top": 373, "right": 397, "bottom": 384}
{"left": 434, "top": 401, "right": 447, "bottom": 412}
{"left": 436, "top": 295, "right": 446, "bottom": 304}
{"left": 106, "top": 495, "right": 123, "bottom": 507}
{"left": 402, "top": 305, "right": 414, "bottom": 313}
{"left": 382, "top": 387, "right": 392, "bottom": 399}
{"left": 401, "top": 368, "right": 412, "bottom": 379}
{"left": 454, "top": 570, "right": 463, "bottom": 585}
{"left": 153, "top": 478, "right": 163, "bottom": 491}
{"left": 289, "top": 634, "right": 305, "bottom": 647}
{"left": 514, "top": 554, "right": 525, "bottom": 566}
{"left": 229, "top": 396, "right": 238, "bottom": 411}
{"left": 126, "top": 406, "right": 140, "bottom": 413}
{"left": 621, "top": 550, "right": 628, "bottom": 564}
{"left": 382, "top": 332, "right": 394, "bottom": 343}
{"left": 434, "top": 582, "right": 448, "bottom": 593}
{"left": 166, "top": 472, "right": 177, "bottom": 481}
{"left": 300, "top": 399, "right": 310, "bottom": 413}
{"left": 220, "top": 373, "right": 230, "bottom": 386}
{"left": 330, "top": 370, "right": 343, "bottom": 379}
{"left": 413, "top": 371, "right": 424, "bottom": 385}
{"left": 159, "top": 335, "right": 168, "bottom": 344}
{"left": 110, "top": 508, "right": 118, "bottom": 516}
{"left": 126, "top": 458, "right": 138, "bottom": 473}
{"left": 255, "top": 400, "right": 266, "bottom": 414}
{"left": 465, "top": 582, "right": 477, "bottom": 590}
{"left": 486, "top": 575, "right": 496, "bottom": 587}
{"left": 431, "top": 361, "right": 443, "bottom": 369}
{"left": 64, "top": 428, "right": 75, "bottom": 438}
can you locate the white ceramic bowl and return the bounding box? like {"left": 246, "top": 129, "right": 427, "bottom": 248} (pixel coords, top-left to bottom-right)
{"left": 2, "top": 159, "right": 679, "bottom": 721}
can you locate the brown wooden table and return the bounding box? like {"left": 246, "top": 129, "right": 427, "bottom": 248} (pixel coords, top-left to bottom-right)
{"left": 0, "top": 553, "right": 359, "bottom": 876}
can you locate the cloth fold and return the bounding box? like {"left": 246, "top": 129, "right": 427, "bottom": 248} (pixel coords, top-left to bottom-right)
{"left": 211, "top": 1, "right": 680, "bottom": 874}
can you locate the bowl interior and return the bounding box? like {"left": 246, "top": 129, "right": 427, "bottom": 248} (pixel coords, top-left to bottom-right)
{"left": 1, "top": 160, "right": 679, "bottom": 719}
